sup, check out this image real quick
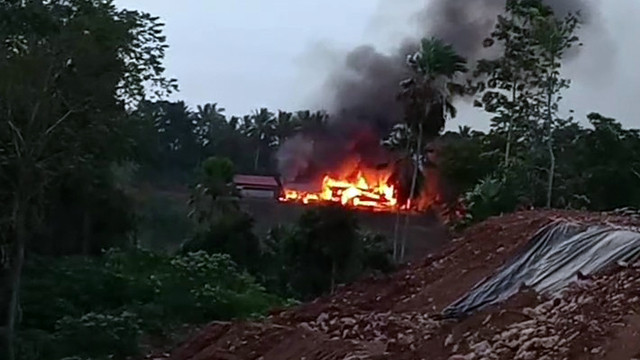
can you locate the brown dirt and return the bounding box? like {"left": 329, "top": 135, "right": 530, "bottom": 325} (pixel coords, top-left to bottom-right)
{"left": 165, "top": 210, "right": 640, "bottom": 360}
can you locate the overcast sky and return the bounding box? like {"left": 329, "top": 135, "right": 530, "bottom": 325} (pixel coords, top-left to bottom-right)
{"left": 115, "top": 0, "right": 640, "bottom": 130}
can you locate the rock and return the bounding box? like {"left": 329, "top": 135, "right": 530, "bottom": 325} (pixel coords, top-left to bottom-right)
{"left": 398, "top": 333, "right": 415, "bottom": 345}
{"left": 448, "top": 353, "right": 476, "bottom": 360}
{"left": 448, "top": 355, "right": 467, "bottom": 360}
{"left": 298, "top": 322, "right": 314, "bottom": 332}
{"left": 445, "top": 334, "right": 454, "bottom": 347}
{"left": 471, "top": 341, "right": 491, "bottom": 356}
{"left": 538, "top": 336, "right": 559, "bottom": 349}
{"left": 514, "top": 350, "right": 537, "bottom": 360}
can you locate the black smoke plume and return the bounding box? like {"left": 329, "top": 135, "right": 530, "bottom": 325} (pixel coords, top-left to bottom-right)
{"left": 277, "top": 0, "right": 593, "bottom": 184}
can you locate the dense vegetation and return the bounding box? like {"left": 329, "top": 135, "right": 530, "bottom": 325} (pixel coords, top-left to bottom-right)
{"left": 18, "top": 250, "right": 280, "bottom": 360}
{"left": 1, "top": 0, "right": 639, "bottom": 359}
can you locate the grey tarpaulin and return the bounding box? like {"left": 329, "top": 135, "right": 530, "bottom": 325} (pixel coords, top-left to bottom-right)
{"left": 442, "top": 220, "right": 640, "bottom": 319}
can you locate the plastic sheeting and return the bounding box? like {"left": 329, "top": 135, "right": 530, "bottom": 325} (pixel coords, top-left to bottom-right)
{"left": 442, "top": 220, "right": 640, "bottom": 319}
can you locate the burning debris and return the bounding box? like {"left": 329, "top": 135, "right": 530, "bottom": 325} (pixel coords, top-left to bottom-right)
{"left": 276, "top": 0, "right": 596, "bottom": 215}
{"left": 279, "top": 167, "right": 399, "bottom": 212}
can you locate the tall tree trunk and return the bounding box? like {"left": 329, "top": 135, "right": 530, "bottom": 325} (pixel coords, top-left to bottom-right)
{"left": 2, "top": 192, "right": 27, "bottom": 360}
{"left": 546, "top": 137, "right": 555, "bottom": 208}
{"left": 402, "top": 123, "right": 424, "bottom": 262}
{"left": 545, "top": 73, "right": 555, "bottom": 209}
{"left": 505, "top": 121, "right": 513, "bottom": 166}
{"left": 393, "top": 137, "right": 413, "bottom": 261}
{"left": 505, "top": 82, "right": 517, "bottom": 167}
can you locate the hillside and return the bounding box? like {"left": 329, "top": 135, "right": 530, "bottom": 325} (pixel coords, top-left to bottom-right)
{"left": 163, "top": 210, "right": 640, "bottom": 360}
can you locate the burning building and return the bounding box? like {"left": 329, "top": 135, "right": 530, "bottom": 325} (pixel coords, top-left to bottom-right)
{"left": 275, "top": 0, "right": 593, "bottom": 217}
{"left": 279, "top": 162, "right": 399, "bottom": 212}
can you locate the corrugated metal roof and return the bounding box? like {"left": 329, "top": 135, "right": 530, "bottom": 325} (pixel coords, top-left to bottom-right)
{"left": 233, "top": 175, "right": 279, "bottom": 188}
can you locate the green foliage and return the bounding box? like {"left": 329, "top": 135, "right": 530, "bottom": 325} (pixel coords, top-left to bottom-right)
{"left": 360, "top": 233, "right": 396, "bottom": 275}
{"left": 201, "top": 157, "right": 234, "bottom": 184}
{"left": 181, "top": 211, "right": 262, "bottom": 274}
{"left": 530, "top": 8, "right": 581, "bottom": 207}
{"left": 554, "top": 113, "right": 640, "bottom": 210}
{"left": 128, "top": 99, "right": 332, "bottom": 185}
{"left": 0, "top": 1, "right": 175, "bottom": 356}
{"left": 473, "top": 0, "right": 546, "bottom": 165}
{"left": 464, "top": 174, "right": 519, "bottom": 222}
{"left": 441, "top": 1, "right": 585, "bottom": 222}
{"left": 132, "top": 100, "right": 201, "bottom": 184}
{"left": 18, "top": 249, "right": 282, "bottom": 360}
{"left": 260, "top": 206, "right": 396, "bottom": 300}
{"left": 390, "top": 36, "right": 468, "bottom": 219}
{"left": 442, "top": 110, "right": 640, "bottom": 223}
{"left": 53, "top": 311, "right": 141, "bottom": 360}
{"left": 400, "top": 37, "right": 468, "bottom": 139}
{"left": 6, "top": 0, "right": 640, "bottom": 358}
{"left": 439, "top": 130, "right": 503, "bottom": 195}
{"left": 188, "top": 156, "right": 239, "bottom": 228}
{"left": 183, "top": 157, "right": 263, "bottom": 272}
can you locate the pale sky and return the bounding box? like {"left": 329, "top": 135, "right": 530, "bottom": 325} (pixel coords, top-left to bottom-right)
{"left": 115, "top": 0, "right": 640, "bottom": 130}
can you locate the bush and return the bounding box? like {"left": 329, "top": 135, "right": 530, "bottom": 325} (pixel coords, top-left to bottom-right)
{"left": 261, "top": 206, "right": 396, "bottom": 300}
{"left": 21, "top": 257, "right": 133, "bottom": 332}
{"left": 162, "top": 251, "right": 279, "bottom": 322}
{"left": 53, "top": 311, "right": 141, "bottom": 359}
{"left": 19, "top": 249, "right": 283, "bottom": 360}
{"left": 180, "top": 211, "right": 261, "bottom": 273}
{"left": 360, "top": 233, "right": 396, "bottom": 275}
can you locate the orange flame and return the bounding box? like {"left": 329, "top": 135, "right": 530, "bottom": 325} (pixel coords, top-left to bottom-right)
{"left": 279, "top": 169, "right": 400, "bottom": 212}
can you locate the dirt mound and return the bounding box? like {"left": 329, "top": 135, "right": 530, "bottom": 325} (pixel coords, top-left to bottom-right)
{"left": 438, "top": 264, "right": 640, "bottom": 360}
{"left": 168, "top": 210, "right": 640, "bottom": 360}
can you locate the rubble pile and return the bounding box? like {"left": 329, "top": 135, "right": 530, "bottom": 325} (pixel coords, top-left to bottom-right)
{"left": 167, "top": 210, "right": 640, "bottom": 360}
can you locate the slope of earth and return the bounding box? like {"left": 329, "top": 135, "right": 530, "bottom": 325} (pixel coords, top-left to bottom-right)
{"left": 165, "top": 210, "right": 640, "bottom": 360}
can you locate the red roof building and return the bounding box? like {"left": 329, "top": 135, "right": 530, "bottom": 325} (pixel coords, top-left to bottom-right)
{"left": 233, "top": 175, "right": 281, "bottom": 199}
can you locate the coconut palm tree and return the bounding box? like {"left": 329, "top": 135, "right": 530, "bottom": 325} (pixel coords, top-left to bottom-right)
{"left": 398, "top": 37, "right": 467, "bottom": 206}
{"left": 245, "top": 108, "right": 276, "bottom": 171}
{"left": 295, "top": 110, "right": 329, "bottom": 135}
{"left": 271, "top": 110, "right": 298, "bottom": 147}
{"left": 194, "top": 103, "right": 226, "bottom": 148}
{"left": 396, "top": 37, "right": 468, "bottom": 260}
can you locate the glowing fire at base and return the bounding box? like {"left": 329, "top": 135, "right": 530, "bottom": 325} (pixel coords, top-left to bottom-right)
{"left": 279, "top": 171, "right": 400, "bottom": 212}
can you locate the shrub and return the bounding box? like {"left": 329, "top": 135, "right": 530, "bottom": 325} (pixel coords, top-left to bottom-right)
{"left": 261, "top": 207, "right": 397, "bottom": 300}
{"left": 19, "top": 249, "right": 283, "bottom": 360}
{"left": 180, "top": 211, "right": 261, "bottom": 273}
{"left": 360, "top": 233, "right": 396, "bottom": 275}
{"left": 53, "top": 311, "right": 141, "bottom": 359}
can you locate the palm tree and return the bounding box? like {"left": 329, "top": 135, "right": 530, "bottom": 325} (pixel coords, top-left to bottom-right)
{"left": 458, "top": 125, "right": 473, "bottom": 138}
{"left": 397, "top": 37, "right": 467, "bottom": 261}
{"left": 245, "top": 108, "right": 276, "bottom": 171}
{"left": 272, "top": 110, "right": 298, "bottom": 147}
{"left": 194, "top": 103, "right": 226, "bottom": 148}
{"left": 295, "top": 110, "right": 329, "bottom": 135}
{"left": 401, "top": 37, "right": 467, "bottom": 201}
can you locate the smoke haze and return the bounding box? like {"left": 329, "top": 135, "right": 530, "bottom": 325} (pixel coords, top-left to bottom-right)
{"left": 278, "top": 0, "right": 598, "bottom": 182}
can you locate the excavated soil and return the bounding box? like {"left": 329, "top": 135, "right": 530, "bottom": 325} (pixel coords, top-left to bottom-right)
{"left": 164, "top": 210, "right": 640, "bottom": 360}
